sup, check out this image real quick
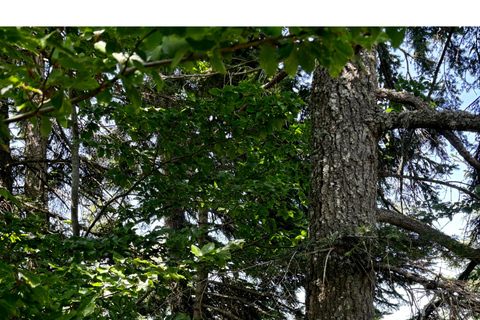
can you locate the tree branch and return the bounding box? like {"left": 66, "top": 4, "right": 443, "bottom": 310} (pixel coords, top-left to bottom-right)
{"left": 375, "top": 263, "right": 449, "bottom": 291}
{"left": 439, "top": 129, "right": 480, "bottom": 172}
{"left": 203, "top": 304, "right": 243, "bottom": 320}
{"left": 378, "top": 87, "right": 480, "bottom": 171}
{"left": 427, "top": 28, "right": 454, "bottom": 100}
{"left": 382, "top": 173, "right": 480, "bottom": 201}
{"left": 208, "top": 292, "right": 282, "bottom": 319}
{"left": 377, "top": 88, "right": 428, "bottom": 109}
{"left": 377, "top": 208, "right": 480, "bottom": 264}
{"left": 379, "top": 109, "right": 480, "bottom": 132}
{"left": 261, "top": 70, "right": 288, "bottom": 90}
{"left": 3, "top": 34, "right": 298, "bottom": 125}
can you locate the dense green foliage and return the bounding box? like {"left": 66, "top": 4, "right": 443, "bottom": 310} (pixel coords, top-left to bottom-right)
{"left": 3, "top": 26, "right": 480, "bottom": 319}
{"left": 0, "top": 26, "right": 403, "bottom": 320}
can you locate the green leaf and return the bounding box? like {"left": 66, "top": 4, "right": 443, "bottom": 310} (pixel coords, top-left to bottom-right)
{"left": 334, "top": 39, "right": 354, "bottom": 60}
{"left": 297, "top": 45, "right": 316, "bottom": 74}
{"left": 191, "top": 244, "right": 202, "bottom": 257}
{"left": 73, "top": 76, "right": 100, "bottom": 91}
{"left": 209, "top": 88, "right": 221, "bottom": 96}
{"left": 122, "top": 77, "right": 142, "bottom": 112}
{"left": 386, "top": 27, "right": 406, "bottom": 48}
{"left": 186, "top": 37, "right": 216, "bottom": 51}
{"left": 283, "top": 53, "right": 298, "bottom": 76}
{"left": 0, "top": 300, "right": 12, "bottom": 320}
{"left": 94, "top": 41, "right": 107, "bottom": 54}
{"left": 171, "top": 46, "right": 189, "bottom": 69}
{"left": 259, "top": 45, "right": 278, "bottom": 76}
{"left": 51, "top": 91, "right": 64, "bottom": 110}
{"left": 19, "top": 269, "right": 41, "bottom": 288}
{"left": 40, "top": 117, "right": 52, "bottom": 137}
{"left": 0, "top": 189, "right": 21, "bottom": 206}
{"left": 151, "top": 71, "right": 164, "bottom": 92}
{"left": 76, "top": 293, "right": 98, "bottom": 317}
{"left": 209, "top": 52, "right": 226, "bottom": 74}
{"left": 276, "top": 43, "right": 294, "bottom": 61}
{"left": 269, "top": 117, "right": 285, "bottom": 130}
{"left": 201, "top": 242, "right": 215, "bottom": 255}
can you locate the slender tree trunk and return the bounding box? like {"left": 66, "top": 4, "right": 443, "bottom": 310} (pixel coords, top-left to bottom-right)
{"left": 71, "top": 104, "right": 80, "bottom": 236}
{"left": 193, "top": 208, "right": 208, "bottom": 319}
{"left": 306, "top": 48, "right": 380, "bottom": 319}
{"left": 24, "top": 117, "right": 48, "bottom": 212}
{"left": 166, "top": 208, "right": 194, "bottom": 317}
{"left": 0, "top": 99, "right": 13, "bottom": 217}
{"left": 23, "top": 53, "right": 49, "bottom": 219}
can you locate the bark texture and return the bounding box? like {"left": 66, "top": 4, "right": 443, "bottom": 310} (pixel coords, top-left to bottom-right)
{"left": 380, "top": 109, "right": 480, "bottom": 132}
{"left": 23, "top": 53, "right": 49, "bottom": 215}
{"left": 307, "top": 48, "right": 379, "bottom": 319}
{"left": 23, "top": 118, "right": 48, "bottom": 211}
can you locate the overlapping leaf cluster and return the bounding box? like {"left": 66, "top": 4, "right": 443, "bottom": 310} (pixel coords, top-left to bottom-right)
{"left": 0, "top": 26, "right": 405, "bottom": 319}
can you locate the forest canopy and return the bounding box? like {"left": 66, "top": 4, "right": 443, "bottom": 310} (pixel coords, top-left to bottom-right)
{"left": 1, "top": 27, "right": 480, "bottom": 320}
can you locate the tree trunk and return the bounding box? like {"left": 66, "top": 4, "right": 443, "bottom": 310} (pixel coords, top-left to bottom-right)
{"left": 23, "top": 53, "right": 49, "bottom": 218}
{"left": 0, "top": 99, "right": 13, "bottom": 216}
{"left": 193, "top": 208, "right": 208, "bottom": 319}
{"left": 24, "top": 117, "right": 48, "bottom": 212}
{"left": 166, "top": 208, "right": 194, "bottom": 317}
{"left": 71, "top": 104, "right": 80, "bottom": 236}
{"left": 306, "top": 48, "right": 380, "bottom": 319}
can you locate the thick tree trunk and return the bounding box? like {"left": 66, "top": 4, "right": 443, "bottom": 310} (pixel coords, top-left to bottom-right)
{"left": 306, "top": 48, "right": 380, "bottom": 319}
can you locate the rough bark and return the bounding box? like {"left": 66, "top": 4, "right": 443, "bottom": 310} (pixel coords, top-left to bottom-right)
{"left": 380, "top": 109, "right": 480, "bottom": 132}
{"left": 23, "top": 53, "right": 49, "bottom": 217}
{"left": 23, "top": 118, "right": 48, "bottom": 212}
{"left": 306, "top": 48, "right": 379, "bottom": 319}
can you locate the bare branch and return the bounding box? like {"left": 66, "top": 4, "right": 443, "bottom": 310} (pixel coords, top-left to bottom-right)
{"left": 378, "top": 88, "right": 480, "bottom": 171}
{"left": 208, "top": 292, "right": 282, "bottom": 319}
{"left": 382, "top": 173, "right": 480, "bottom": 201}
{"left": 203, "top": 304, "right": 243, "bottom": 320}
{"left": 261, "top": 70, "right": 288, "bottom": 90}
{"left": 439, "top": 129, "right": 480, "bottom": 172}
{"left": 377, "top": 208, "right": 480, "bottom": 263}
{"left": 427, "top": 28, "right": 454, "bottom": 100}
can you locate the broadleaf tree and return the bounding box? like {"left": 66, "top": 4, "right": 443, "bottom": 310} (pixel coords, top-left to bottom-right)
{"left": 1, "top": 26, "right": 480, "bottom": 320}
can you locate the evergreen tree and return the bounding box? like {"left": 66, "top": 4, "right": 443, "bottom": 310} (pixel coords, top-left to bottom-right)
{"left": 1, "top": 27, "right": 480, "bottom": 320}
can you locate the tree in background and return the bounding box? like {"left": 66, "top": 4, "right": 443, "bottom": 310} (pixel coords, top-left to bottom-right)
{"left": 1, "top": 27, "right": 480, "bottom": 320}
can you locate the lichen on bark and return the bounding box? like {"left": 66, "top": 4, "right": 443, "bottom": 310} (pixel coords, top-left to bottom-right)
{"left": 306, "top": 48, "right": 379, "bottom": 319}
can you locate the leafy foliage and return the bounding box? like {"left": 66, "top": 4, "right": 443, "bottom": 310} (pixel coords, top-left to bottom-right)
{"left": 8, "top": 26, "right": 480, "bottom": 319}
